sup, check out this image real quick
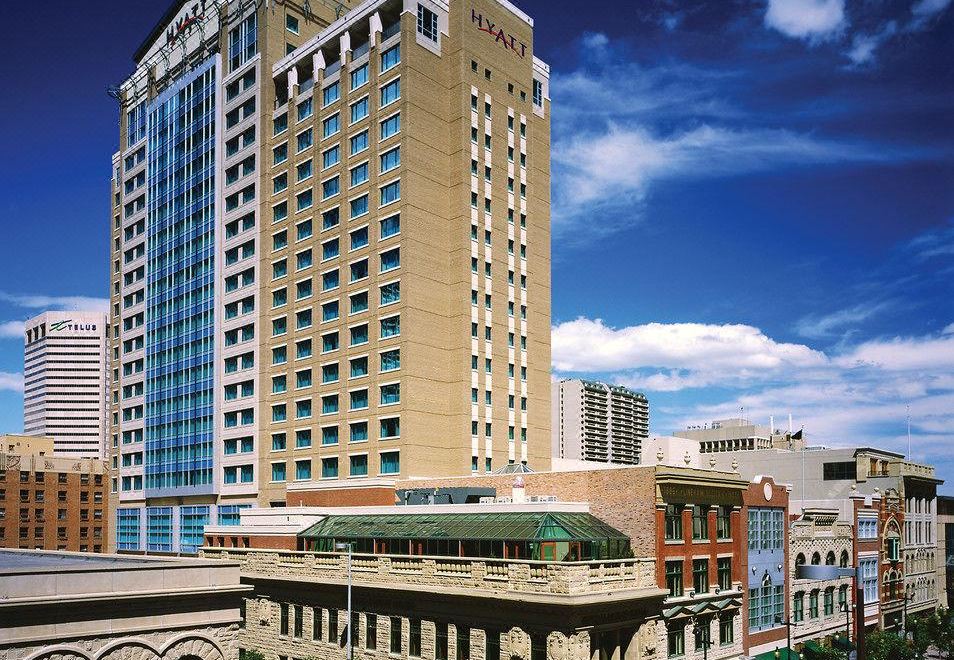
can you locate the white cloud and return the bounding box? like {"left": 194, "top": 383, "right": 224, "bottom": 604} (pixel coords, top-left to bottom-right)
{"left": 552, "top": 317, "right": 826, "bottom": 374}
{"left": 764, "top": 0, "right": 846, "bottom": 42}
{"left": 0, "top": 321, "right": 24, "bottom": 339}
{"left": 0, "top": 372, "right": 23, "bottom": 393}
{"left": 795, "top": 300, "right": 895, "bottom": 339}
{"left": 911, "top": 0, "right": 953, "bottom": 28}
{"left": 0, "top": 292, "right": 109, "bottom": 312}
{"left": 552, "top": 318, "right": 954, "bottom": 465}
{"left": 846, "top": 21, "right": 898, "bottom": 66}
{"left": 553, "top": 123, "right": 893, "bottom": 236}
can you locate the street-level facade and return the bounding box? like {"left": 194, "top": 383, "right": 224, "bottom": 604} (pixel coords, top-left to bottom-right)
{"left": 23, "top": 311, "right": 108, "bottom": 458}
{"left": 109, "top": 0, "right": 551, "bottom": 552}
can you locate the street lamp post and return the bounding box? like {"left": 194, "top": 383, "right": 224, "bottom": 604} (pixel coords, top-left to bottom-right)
{"left": 774, "top": 615, "right": 799, "bottom": 658}
{"left": 795, "top": 564, "right": 866, "bottom": 660}
{"left": 691, "top": 618, "right": 713, "bottom": 660}
{"left": 840, "top": 600, "right": 851, "bottom": 646}
{"left": 902, "top": 585, "right": 916, "bottom": 640}
{"left": 335, "top": 542, "right": 354, "bottom": 660}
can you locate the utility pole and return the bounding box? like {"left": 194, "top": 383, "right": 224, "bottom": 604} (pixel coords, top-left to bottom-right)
{"left": 335, "top": 542, "right": 353, "bottom": 660}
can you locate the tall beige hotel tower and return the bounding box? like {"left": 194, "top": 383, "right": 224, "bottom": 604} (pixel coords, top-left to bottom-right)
{"left": 108, "top": 0, "right": 551, "bottom": 551}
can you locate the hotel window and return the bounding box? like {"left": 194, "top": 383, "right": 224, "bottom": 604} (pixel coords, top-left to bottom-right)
{"left": 323, "top": 145, "right": 340, "bottom": 169}
{"left": 809, "top": 589, "right": 819, "bottom": 618}
{"left": 380, "top": 315, "right": 400, "bottom": 338}
{"left": 322, "top": 238, "right": 340, "bottom": 261}
{"left": 692, "top": 559, "right": 709, "bottom": 594}
{"left": 381, "top": 78, "right": 401, "bottom": 106}
{"left": 350, "top": 324, "right": 369, "bottom": 347}
{"left": 380, "top": 281, "right": 400, "bottom": 305}
{"left": 322, "top": 331, "right": 339, "bottom": 353}
{"left": 350, "top": 454, "right": 369, "bottom": 477}
{"left": 350, "top": 291, "right": 369, "bottom": 314}
{"left": 417, "top": 4, "right": 438, "bottom": 43}
{"left": 322, "top": 457, "right": 339, "bottom": 479}
{"left": 350, "top": 356, "right": 369, "bottom": 378}
{"left": 297, "top": 189, "right": 313, "bottom": 211}
{"left": 272, "top": 375, "right": 287, "bottom": 393}
{"left": 351, "top": 226, "right": 369, "bottom": 250}
{"left": 824, "top": 587, "right": 835, "bottom": 615}
{"left": 295, "top": 459, "right": 311, "bottom": 481}
{"left": 322, "top": 363, "right": 339, "bottom": 384}
{"left": 297, "top": 97, "right": 313, "bottom": 122}
{"left": 272, "top": 462, "right": 287, "bottom": 483}
{"left": 665, "top": 560, "right": 683, "bottom": 597}
{"left": 351, "top": 162, "right": 369, "bottom": 186}
{"left": 273, "top": 142, "right": 288, "bottom": 165}
{"left": 381, "top": 349, "right": 400, "bottom": 372}
{"left": 351, "top": 258, "right": 369, "bottom": 282}
{"left": 321, "top": 394, "right": 339, "bottom": 414}
{"left": 295, "top": 399, "right": 312, "bottom": 419}
{"left": 274, "top": 113, "right": 288, "bottom": 136}
{"left": 296, "top": 250, "right": 313, "bottom": 271}
{"left": 296, "top": 370, "right": 312, "bottom": 389}
{"left": 380, "top": 146, "right": 400, "bottom": 174}
{"left": 380, "top": 383, "right": 400, "bottom": 405}
{"left": 322, "top": 426, "right": 339, "bottom": 445}
{"left": 297, "top": 338, "right": 313, "bottom": 358}
{"left": 351, "top": 64, "right": 369, "bottom": 90}
{"left": 793, "top": 592, "right": 804, "bottom": 622}
{"left": 380, "top": 113, "right": 400, "bottom": 139}
{"left": 351, "top": 97, "right": 369, "bottom": 123}
{"left": 322, "top": 176, "right": 340, "bottom": 199}
{"left": 273, "top": 201, "right": 288, "bottom": 223}
{"left": 297, "top": 159, "right": 313, "bottom": 182}
{"left": 323, "top": 207, "right": 340, "bottom": 230}
{"left": 228, "top": 13, "right": 257, "bottom": 71}
{"left": 272, "top": 346, "right": 287, "bottom": 365}
{"left": 380, "top": 450, "right": 400, "bottom": 475}
{"left": 380, "top": 247, "right": 400, "bottom": 272}
{"left": 297, "top": 128, "right": 313, "bottom": 152}
{"left": 322, "top": 300, "right": 339, "bottom": 321}
{"left": 322, "top": 81, "right": 340, "bottom": 107}
{"left": 381, "top": 45, "right": 400, "bottom": 71}
{"left": 351, "top": 422, "right": 368, "bottom": 443}
{"left": 532, "top": 79, "right": 543, "bottom": 107}
{"left": 272, "top": 404, "right": 287, "bottom": 422}
{"left": 351, "top": 194, "right": 369, "bottom": 218}
{"left": 323, "top": 113, "right": 340, "bottom": 139}
{"left": 381, "top": 417, "right": 401, "bottom": 440}
{"left": 380, "top": 214, "right": 400, "bottom": 238}
{"left": 351, "top": 130, "right": 369, "bottom": 155}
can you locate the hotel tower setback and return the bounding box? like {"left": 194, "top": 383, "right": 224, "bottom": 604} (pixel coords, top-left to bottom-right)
{"left": 108, "top": 0, "right": 551, "bottom": 552}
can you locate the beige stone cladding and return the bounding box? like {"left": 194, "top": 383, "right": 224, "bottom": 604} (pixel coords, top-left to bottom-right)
{"left": 259, "top": 0, "right": 552, "bottom": 505}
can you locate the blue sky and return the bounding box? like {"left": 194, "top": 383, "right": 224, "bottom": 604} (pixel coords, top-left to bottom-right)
{"left": 0, "top": 0, "right": 952, "bottom": 488}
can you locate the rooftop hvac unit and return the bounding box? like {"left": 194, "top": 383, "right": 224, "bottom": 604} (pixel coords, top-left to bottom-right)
{"left": 478, "top": 496, "right": 495, "bottom": 504}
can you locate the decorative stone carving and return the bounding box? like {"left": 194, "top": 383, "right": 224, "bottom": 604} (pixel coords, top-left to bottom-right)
{"left": 639, "top": 621, "right": 658, "bottom": 658}
{"left": 257, "top": 599, "right": 272, "bottom": 626}
{"left": 507, "top": 628, "right": 531, "bottom": 660}
{"left": 546, "top": 632, "right": 567, "bottom": 660}
{"left": 569, "top": 632, "right": 589, "bottom": 660}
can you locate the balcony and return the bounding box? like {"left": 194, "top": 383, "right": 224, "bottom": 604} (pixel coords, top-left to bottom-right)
{"left": 200, "top": 548, "right": 662, "bottom": 602}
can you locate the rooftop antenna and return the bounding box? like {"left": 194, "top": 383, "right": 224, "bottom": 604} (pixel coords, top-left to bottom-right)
{"left": 788, "top": 413, "right": 793, "bottom": 435}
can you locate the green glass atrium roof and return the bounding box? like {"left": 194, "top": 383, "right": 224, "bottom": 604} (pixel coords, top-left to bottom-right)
{"left": 298, "top": 511, "right": 629, "bottom": 543}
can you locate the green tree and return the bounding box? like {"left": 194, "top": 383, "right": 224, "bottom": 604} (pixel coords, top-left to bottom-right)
{"left": 239, "top": 650, "right": 266, "bottom": 660}
{"left": 803, "top": 645, "right": 847, "bottom": 660}
{"left": 911, "top": 607, "right": 954, "bottom": 657}
{"left": 865, "top": 630, "right": 914, "bottom": 660}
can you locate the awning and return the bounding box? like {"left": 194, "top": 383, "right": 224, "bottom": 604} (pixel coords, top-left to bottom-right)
{"left": 753, "top": 648, "right": 800, "bottom": 660}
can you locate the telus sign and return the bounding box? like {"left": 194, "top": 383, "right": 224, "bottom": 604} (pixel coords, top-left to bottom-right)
{"left": 471, "top": 9, "right": 527, "bottom": 58}
{"left": 49, "top": 320, "right": 98, "bottom": 333}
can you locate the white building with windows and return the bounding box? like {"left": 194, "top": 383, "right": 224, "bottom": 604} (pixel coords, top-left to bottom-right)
{"left": 23, "top": 311, "right": 108, "bottom": 458}
{"left": 552, "top": 379, "right": 648, "bottom": 465}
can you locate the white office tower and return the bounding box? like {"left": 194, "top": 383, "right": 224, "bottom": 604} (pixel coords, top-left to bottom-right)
{"left": 23, "top": 311, "right": 109, "bottom": 458}
{"left": 552, "top": 379, "right": 649, "bottom": 465}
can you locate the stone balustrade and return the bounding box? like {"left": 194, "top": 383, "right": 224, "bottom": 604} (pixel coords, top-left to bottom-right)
{"left": 200, "top": 547, "right": 660, "bottom": 598}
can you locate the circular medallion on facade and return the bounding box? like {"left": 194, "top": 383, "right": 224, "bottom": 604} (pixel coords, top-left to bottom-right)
{"left": 763, "top": 482, "right": 773, "bottom": 501}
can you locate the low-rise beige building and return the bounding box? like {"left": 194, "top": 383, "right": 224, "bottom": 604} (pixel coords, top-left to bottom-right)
{"left": 0, "top": 549, "right": 249, "bottom": 660}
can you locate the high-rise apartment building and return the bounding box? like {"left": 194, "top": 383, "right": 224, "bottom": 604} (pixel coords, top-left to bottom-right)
{"left": 552, "top": 379, "right": 648, "bottom": 465}
{"left": 23, "top": 311, "right": 108, "bottom": 458}
{"left": 109, "top": 0, "right": 551, "bottom": 551}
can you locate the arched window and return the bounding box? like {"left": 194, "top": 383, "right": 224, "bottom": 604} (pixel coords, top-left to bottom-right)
{"left": 811, "top": 552, "right": 821, "bottom": 565}
{"left": 826, "top": 551, "right": 836, "bottom": 565}
{"left": 840, "top": 550, "right": 849, "bottom": 568}
{"left": 796, "top": 553, "right": 806, "bottom": 566}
